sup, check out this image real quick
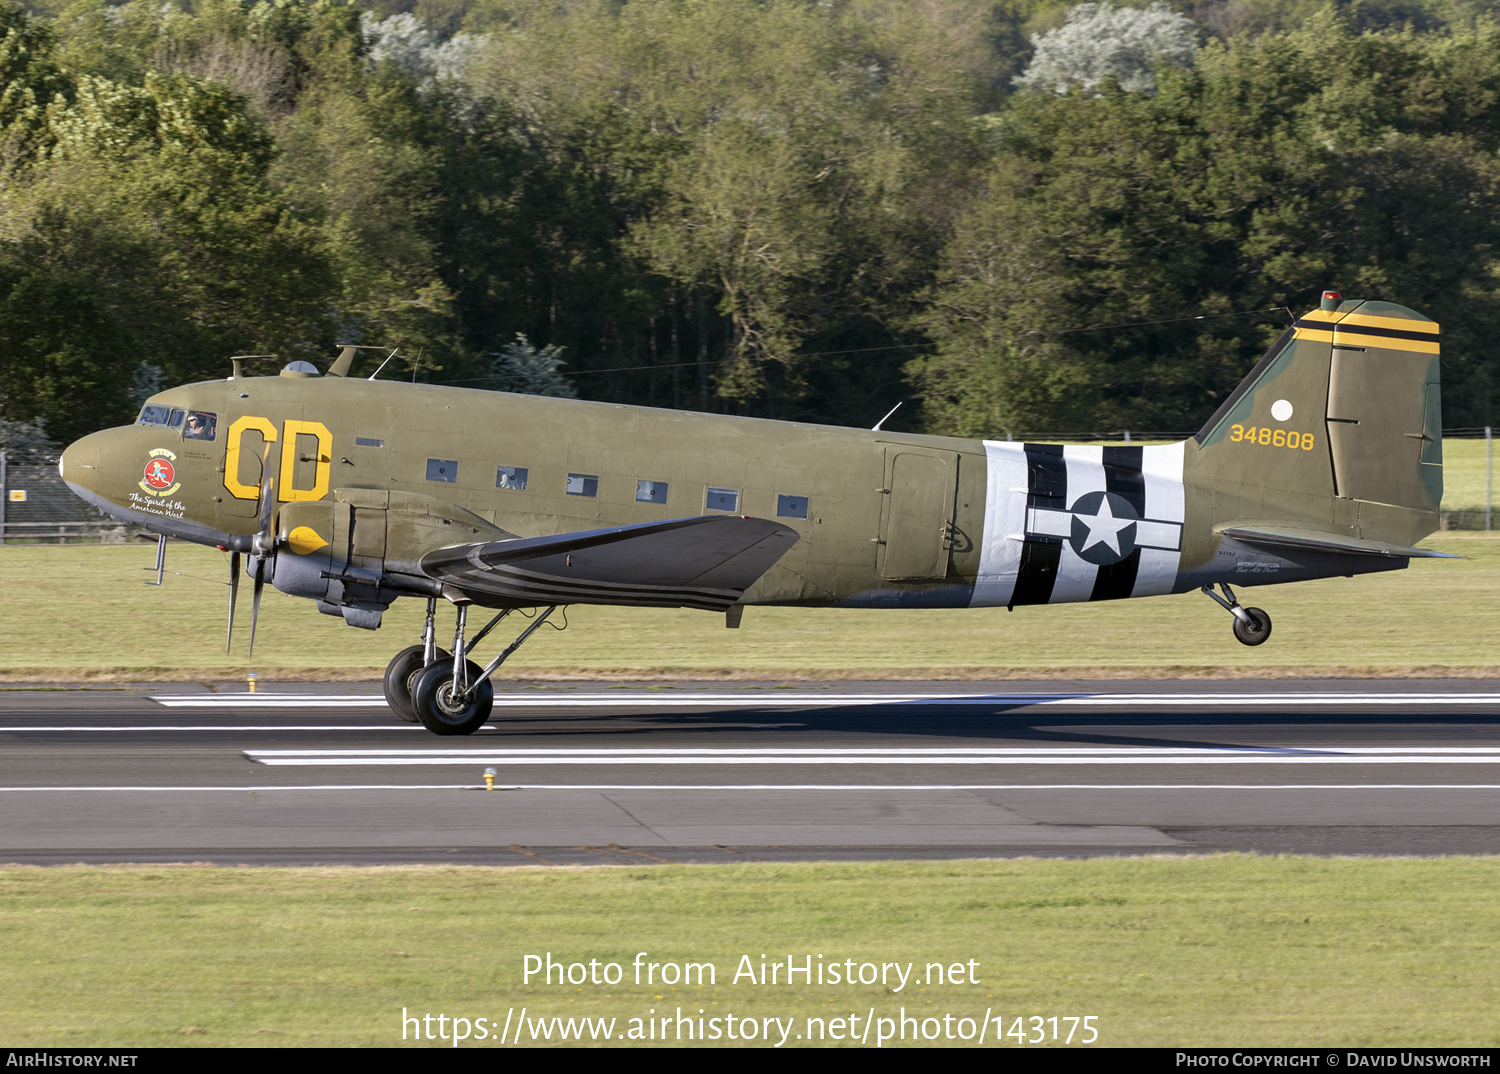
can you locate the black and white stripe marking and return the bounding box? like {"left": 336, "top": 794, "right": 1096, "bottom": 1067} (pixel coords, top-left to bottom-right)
{"left": 972, "top": 441, "right": 1184, "bottom": 607}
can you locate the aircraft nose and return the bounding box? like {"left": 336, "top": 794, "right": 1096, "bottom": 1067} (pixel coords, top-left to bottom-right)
{"left": 59, "top": 432, "right": 104, "bottom": 491}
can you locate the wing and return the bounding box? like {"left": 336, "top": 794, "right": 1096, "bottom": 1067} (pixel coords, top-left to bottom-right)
{"left": 1216, "top": 523, "right": 1457, "bottom": 559}
{"left": 419, "top": 515, "right": 801, "bottom": 611}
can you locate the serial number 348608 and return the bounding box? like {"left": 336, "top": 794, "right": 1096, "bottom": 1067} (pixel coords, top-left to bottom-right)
{"left": 1230, "top": 424, "right": 1316, "bottom": 450}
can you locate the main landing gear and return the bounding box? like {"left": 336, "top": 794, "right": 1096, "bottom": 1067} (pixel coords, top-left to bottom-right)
{"left": 381, "top": 598, "right": 560, "bottom": 735}
{"left": 1200, "top": 583, "right": 1272, "bottom": 646}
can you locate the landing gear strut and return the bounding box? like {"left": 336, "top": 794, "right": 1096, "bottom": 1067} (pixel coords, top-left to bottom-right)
{"left": 1201, "top": 583, "right": 1272, "bottom": 646}
{"left": 397, "top": 603, "right": 560, "bottom": 735}
{"left": 381, "top": 597, "right": 475, "bottom": 723}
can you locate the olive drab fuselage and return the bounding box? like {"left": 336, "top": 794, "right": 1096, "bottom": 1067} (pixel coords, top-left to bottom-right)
{"left": 60, "top": 297, "right": 1446, "bottom": 623}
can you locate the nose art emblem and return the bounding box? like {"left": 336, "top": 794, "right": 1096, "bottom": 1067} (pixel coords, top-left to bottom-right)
{"left": 140, "top": 448, "right": 180, "bottom": 496}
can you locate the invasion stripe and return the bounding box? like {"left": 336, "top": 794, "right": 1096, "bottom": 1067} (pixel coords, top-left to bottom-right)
{"left": 448, "top": 564, "right": 741, "bottom": 610}
{"left": 1011, "top": 444, "right": 1065, "bottom": 606}
{"left": 1091, "top": 446, "right": 1143, "bottom": 602}
{"left": 481, "top": 564, "right": 740, "bottom": 601}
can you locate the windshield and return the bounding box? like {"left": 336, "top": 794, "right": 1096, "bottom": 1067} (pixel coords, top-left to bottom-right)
{"left": 138, "top": 405, "right": 216, "bottom": 440}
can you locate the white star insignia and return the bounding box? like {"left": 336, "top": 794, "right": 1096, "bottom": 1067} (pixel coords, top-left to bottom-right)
{"left": 1075, "top": 497, "right": 1134, "bottom": 555}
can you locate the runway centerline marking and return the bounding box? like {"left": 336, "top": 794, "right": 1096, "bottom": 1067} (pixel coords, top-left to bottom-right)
{"left": 7, "top": 783, "right": 1500, "bottom": 792}
{"left": 244, "top": 746, "right": 1500, "bottom": 766}
{"left": 147, "top": 691, "right": 1500, "bottom": 710}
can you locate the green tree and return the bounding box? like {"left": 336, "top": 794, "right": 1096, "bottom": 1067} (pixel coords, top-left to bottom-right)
{"left": 0, "top": 18, "right": 342, "bottom": 430}
{"left": 466, "top": 0, "right": 996, "bottom": 422}
{"left": 0, "top": 262, "right": 135, "bottom": 441}
{"left": 911, "top": 15, "right": 1500, "bottom": 437}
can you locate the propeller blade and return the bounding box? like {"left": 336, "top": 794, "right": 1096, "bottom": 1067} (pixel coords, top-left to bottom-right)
{"left": 227, "top": 551, "right": 240, "bottom": 654}
{"left": 255, "top": 445, "right": 278, "bottom": 544}
{"left": 249, "top": 559, "right": 264, "bottom": 660}
{"left": 247, "top": 437, "right": 277, "bottom": 660}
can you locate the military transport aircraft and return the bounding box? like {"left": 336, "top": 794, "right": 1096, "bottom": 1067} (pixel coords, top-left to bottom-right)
{"left": 59, "top": 292, "right": 1448, "bottom": 735}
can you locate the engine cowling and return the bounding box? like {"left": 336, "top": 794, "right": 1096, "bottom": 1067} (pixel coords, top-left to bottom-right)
{"left": 270, "top": 488, "right": 513, "bottom": 629}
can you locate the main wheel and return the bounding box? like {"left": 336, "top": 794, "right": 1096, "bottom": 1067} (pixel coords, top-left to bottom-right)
{"left": 1232, "top": 607, "right": 1272, "bottom": 646}
{"left": 383, "top": 646, "right": 459, "bottom": 722}
{"left": 383, "top": 647, "right": 477, "bottom": 722}
{"left": 383, "top": 646, "right": 427, "bottom": 723}
{"left": 411, "top": 662, "right": 495, "bottom": 736}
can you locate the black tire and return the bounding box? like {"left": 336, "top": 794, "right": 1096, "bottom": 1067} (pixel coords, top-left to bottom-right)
{"left": 1232, "top": 607, "right": 1273, "bottom": 646}
{"left": 412, "top": 662, "right": 495, "bottom": 736}
{"left": 382, "top": 646, "right": 426, "bottom": 723}
{"left": 382, "top": 646, "right": 461, "bottom": 723}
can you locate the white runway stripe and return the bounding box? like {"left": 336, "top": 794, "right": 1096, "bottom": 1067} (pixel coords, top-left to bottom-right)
{"left": 150, "top": 696, "right": 390, "bottom": 708}
{"left": 149, "top": 691, "right": 1500, "bottom": 709}
{"left": 245, "top": 746, "right": 1500, "bottom": 766}
{"left": 5, "top": 783, "right": 1500, "bottom": 792}
{"left": 0, "top": 726, "right": 426, "bottom": 732}
{"left": 251, "top": 746, "right": 1500, "bottom": 756}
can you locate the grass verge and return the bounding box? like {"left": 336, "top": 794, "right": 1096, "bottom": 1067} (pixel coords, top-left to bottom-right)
{"left": 3, "top": 858, "right": 1499, "bottom": 1047}
{"left": 1, "top": 534, "right": 1496, "bottom": 681}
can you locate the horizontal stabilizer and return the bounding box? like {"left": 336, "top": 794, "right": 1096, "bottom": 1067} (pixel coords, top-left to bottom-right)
{"left": 420, "top": 515, "right": 800, "bottom": 611}
{"left": 1216, "top": 524, "right": 1457, "bottom": 559}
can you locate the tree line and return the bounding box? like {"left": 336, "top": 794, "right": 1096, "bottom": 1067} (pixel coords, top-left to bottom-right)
{"left": 1, "top": 0, "right": 1497, "bottom": 448}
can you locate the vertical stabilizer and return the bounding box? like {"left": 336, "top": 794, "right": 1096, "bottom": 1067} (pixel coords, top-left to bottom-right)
{"left": 1190, "top": 299, "right": 1440, "bottom": 548}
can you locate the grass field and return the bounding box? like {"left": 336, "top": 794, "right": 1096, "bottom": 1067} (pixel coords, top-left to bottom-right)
{"left": 3, "top": 858, "right": 1498, "bottom": 1048}
{"left": 1438, "top": 437, "right": 1497, "bottom": 516}
{"left": 0, "top": 533, "right": 1495, "bottom": 681}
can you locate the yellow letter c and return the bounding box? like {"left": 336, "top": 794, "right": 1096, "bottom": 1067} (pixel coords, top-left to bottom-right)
{"left": 224, "top": 416, "right": 278, "bottom": 500}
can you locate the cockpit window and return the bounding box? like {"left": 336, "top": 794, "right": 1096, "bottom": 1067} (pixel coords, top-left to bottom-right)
{"left": 168, "top": 408, "right": 184, "bottom": 429}
{"left": 184, "top": 411, "right": 217, "bottom": 441}
{"left": 138, "top": 405, "right": 172, "bottom": 426}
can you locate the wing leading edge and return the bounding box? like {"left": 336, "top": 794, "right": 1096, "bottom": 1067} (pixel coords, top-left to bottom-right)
{"left": 419, "top": 515, "right": 801, "bottom": 611}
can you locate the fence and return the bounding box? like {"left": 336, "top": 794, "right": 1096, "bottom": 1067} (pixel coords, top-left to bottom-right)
{"left": 1437, "top": 428, "right": 1494, "bottom": 531}
{"left": 0, "top": 451, "right": 139, "bottom": 544}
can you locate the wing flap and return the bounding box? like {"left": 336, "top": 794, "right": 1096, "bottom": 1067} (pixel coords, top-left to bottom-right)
{"left": 1216, "top": 523, "right": 1456, "bottom": 559}
{"left": 420, "top": 515, "right": 801, "bottom": 611}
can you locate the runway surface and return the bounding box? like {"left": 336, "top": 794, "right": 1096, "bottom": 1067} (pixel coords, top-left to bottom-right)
{"left": 3, "top": 679, "right": 1500, "bottom": 864}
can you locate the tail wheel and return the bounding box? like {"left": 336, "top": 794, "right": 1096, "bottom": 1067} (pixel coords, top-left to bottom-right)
{"left": 1232, "top": 607, "right": 1273, "bottom": 646}
{"left": 412, "top": 663, "right": 495, "bottom": 736}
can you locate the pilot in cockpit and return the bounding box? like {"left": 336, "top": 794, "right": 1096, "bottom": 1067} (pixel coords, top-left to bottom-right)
{"left": 184, "top": 411, "right": 217, "bottom": 441}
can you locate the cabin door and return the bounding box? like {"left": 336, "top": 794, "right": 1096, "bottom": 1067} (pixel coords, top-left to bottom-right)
{"left": 877, "top": 447, "right": 959, "bottom": 581}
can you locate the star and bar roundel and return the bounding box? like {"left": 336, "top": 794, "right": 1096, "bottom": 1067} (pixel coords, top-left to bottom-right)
{"left": 1029, "top": 487, "right": 1184, "bottom": 567}
{"left": 1060, "top": 489, "right": 1141, "bottom": 565}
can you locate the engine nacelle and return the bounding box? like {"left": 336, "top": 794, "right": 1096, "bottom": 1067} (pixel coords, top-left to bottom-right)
{"left": 270, "top": 488, "right": 512, "bottom": 629}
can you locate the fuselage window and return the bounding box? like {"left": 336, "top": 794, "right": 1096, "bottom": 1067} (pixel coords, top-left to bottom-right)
{"left": 137, "top": 405, "right": 172, "bottom": 426}
{"left": 636, "top": 479, "right": 668, "bottom": 505}
{"left": 566, "top": 473, "right": 598, "bottom": 497}
{"left": 426, "top": 458, "right": 458, "bottom": 483}
{"left": 706, "top": 487, "right": 739, "bottom": 512}
{"left": 497, "top": 466, "right": 528, "bottom": 491}
{"left": 777, "top": 494, "right": 809, "bottom": 520}
{"left": 183, "top": 411, "right": 217, "bottom": 441}
{"left": 355, "top": 437, "right": 384, "bottom": 448}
